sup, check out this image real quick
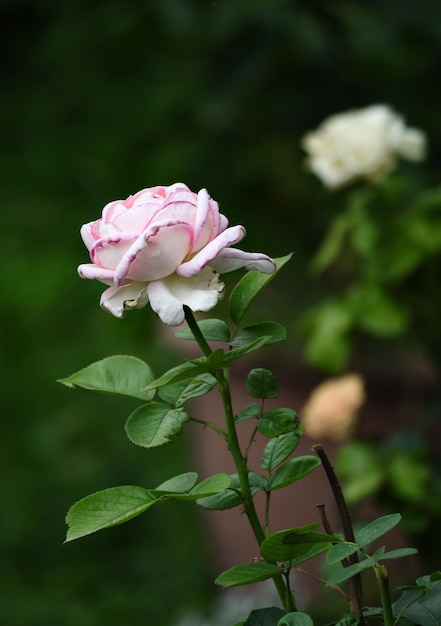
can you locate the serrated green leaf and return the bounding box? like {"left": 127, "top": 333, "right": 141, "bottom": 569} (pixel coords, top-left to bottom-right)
{"left": 65, "top": 486, "right": 157, "bottom": 542}
{"left": 197, "top": 473, "right": 266, "bottom": 510}
{"left": 158, "top": 379, "right": 190, "bottom": 404}
{"left": 260, "top": 433, "right": 299, "bottom": 471}
{"left": 125, "top": 402, "right": 189, "bottom": 448}
{"left": 154, "top": 472, "right": 198, "bottom": 493}
{"left": 356, "top": 514, "right": 401, "bottom": 548}
{"left": 268, "top": 456, "right": 320, "bottom": 490}
{"left": 215, "top": 562, "right": 282, "bottom": 588}
{"left": 175, "top": 318, "right": 230, "bottom": 342}
{"left": 221, "top": 336, "right": 273, "bottom": 365}
{"left": 236, "top": 403, "right": 260, "bottom": 423}
{"left": 171, "top": 473, "right": 231, "bottom": 501}
{"left": 258, "top": 408, "right": 298, "bottom": 438}
{"left": 59, "top": 355, "right": 155, "bottom": 400}
{"left": 246, "top": 368, "right": 279, "bottom": 399}
{"left": 327, "top": 557, "right": 376, "bottom": 586}
{"left": 231, "top": 322, "right": 286, "bottom": 347}
{"left": 229, "top": 254, "right": 293, "bottom": 325}
{"left": 175, "top": 373, "right": 218, "bottom": 407}
{"left": 144, "top": 359, "right": 209, "bottom": 391}
{"left": 278, "top": 612, "right": 314, "bottom": 626}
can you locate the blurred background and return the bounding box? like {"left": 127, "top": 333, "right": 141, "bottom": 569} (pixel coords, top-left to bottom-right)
{"left": 2, "top": 0, "right": 440, "bottom": 624}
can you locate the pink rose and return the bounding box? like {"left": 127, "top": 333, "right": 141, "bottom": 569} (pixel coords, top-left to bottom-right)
{"left": 78, "top": 182, "right": 276, "bottom": 325}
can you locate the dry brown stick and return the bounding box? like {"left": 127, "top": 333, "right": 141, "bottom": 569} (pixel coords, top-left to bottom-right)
{"left": 313, "top": 444, "right": 365, "bottom": 623}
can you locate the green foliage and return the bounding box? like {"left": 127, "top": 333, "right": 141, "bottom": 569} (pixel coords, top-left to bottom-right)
{"left": 261, "top": 529, "right": 338, "bottom": 565}
{"left": 257, "top": 408, "right": 298, "bottom": 438}
{"left": 325, "top": 514, "right": 417, "bottom": 586}
{"left": 246, "top": 368, "right": 280, "bottom": 399}
{"left": 278, "top": 613, "right": 314, "bottom": 626}
{"left": 66, "top": 472, "right": 231, "bottom": 541}
{"left": 244, "top": 607, "right": 286, "bottom": 626}
{"left": 125, "top": 402, "right": 189, "bottom": 448}
{"left": 6, "top": 0, "right": 441, "bottom": 621}
{"left": 175, "top": 318, "right": 230, "bottom": 342}
{"left": 215, "top": 562, "right": 282, "bottom": 588}
{"left": 267, "top": 456, "right": 321, "bottom": 490}
{"left": 229, "top": 254, "right": 293, "bottom": 325}
{"left": 197, "top": 472, "right": 267, "bottom": 511}
{"left": 231, "top": 321, "right": 287, "bottom": 347}
{"left": 392, "top": 573, "right": 441, "bottom": 626}
{"left": 260, "top": 432, "right": 300, "bottom": 471}
{"left": 59, "top": 355, "right": 156, "bottom": 401}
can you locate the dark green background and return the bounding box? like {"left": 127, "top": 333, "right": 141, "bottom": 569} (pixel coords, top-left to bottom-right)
{"left": 2, "top": 1, "right": 440, "bottom": 624}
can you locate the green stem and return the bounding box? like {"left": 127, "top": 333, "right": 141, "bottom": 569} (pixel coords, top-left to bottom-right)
{"left": 183, "top": 306, "right": 295, "bottom": 612}
{"left": 374, "top": 564, "right": 394, "bottom": 626}
{"left": 189, "top": 417, "right": 228, "bottom": 439}
{"left": 183, "top": 306, "right": 212, "bottom": 357}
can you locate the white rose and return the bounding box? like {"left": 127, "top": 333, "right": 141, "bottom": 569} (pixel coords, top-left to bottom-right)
{"left": 302, "top": 104, "right": 426, "bottom": 189}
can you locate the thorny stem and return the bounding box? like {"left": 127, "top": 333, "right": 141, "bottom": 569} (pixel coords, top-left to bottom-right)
{"left": 188, "top": 416, "right": 228, "bottom": 439}
{"left": 183, "top": 306, "right": 296, "bottom": 612}
{"left": 313, "top": 444, "right": 365, "bottom": 623}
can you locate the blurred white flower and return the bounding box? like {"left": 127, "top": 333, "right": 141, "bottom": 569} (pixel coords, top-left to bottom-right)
{"left": 301, "top": 374, "right": 365, "bottom": 441}
{"left": 302, "top": 104, "right": 426, "bottom": 189}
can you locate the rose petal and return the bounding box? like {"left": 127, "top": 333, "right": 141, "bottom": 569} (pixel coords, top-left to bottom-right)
{"left": 78, "top": 264, "right": 115, "bottom": 283}
{"left": 100, "top": 282, "right": 149, "bottom": 318}
{"left": 91, "top": 232, "right": 138, "bottom": 270}
{"left": 147, "top": 268, "right": 225, "bottom": 326}
{"left": 176, "top": 225, "right": 246, "bottom": 278}
{"left": 209, "top": 249, "right": 276, "bottom": 274}
{"left": 113, "top": 221, "right": 193, "bottom": 286}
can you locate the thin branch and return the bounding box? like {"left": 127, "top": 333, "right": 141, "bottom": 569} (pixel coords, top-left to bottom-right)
{"left": 313, "top": 444, "right": 365, "bottom": 623}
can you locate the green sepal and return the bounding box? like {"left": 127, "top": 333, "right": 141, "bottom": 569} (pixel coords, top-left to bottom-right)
{"left": 229, "top": 253, "right": 293, "bottom": 325}
{"left": 260, "top": 433, "right": 300, "bottom": 470}
{"left": 175, "top": 318, "right": 230, "bottom": 342}
{"left": 125, "top": 402, "right": 189, "bottom": 448}
{"left": 257, "top": 408, "right": 298, "bottom": 438}
{"left": 246, "top": 368, "right": 279, "bottom": 399}
{"left": 65, "top": 485, "right": 157, "bottom": 542}
{"left": 58, "top": 355, "right": 155, "bottom": 401}
{"left": 268, "top": 456, "right": 320, "bottom": 490}
{"left": 231, "top": 322, "right": 286, "bottom": 347}
{"left": 215, "top": 562, "right": 282, "bottom": 588}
